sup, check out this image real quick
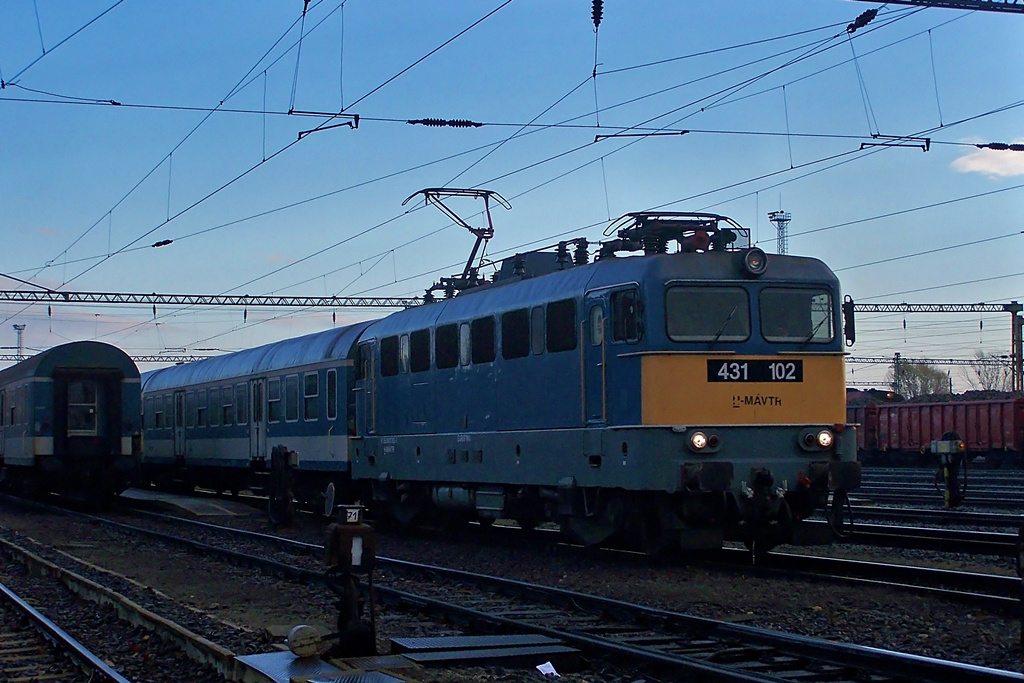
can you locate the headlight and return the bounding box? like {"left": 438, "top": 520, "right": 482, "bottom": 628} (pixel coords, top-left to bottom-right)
{"left": 690, "top": 432, "right": 708, "bottom": 450}
{"left": 817, "top": 430, "right": 834, "bottom": 448}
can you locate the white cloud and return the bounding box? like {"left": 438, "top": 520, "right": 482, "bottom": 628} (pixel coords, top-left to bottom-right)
{"left": 951, "top": 141, "right": 1024, "bottom": 177}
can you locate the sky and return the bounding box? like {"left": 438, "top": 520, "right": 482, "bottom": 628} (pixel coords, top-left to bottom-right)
{"left": 0, "top": 1, "right": 1022, "bottom": 391}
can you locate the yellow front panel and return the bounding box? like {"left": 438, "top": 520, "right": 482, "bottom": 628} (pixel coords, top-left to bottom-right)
{"left": 641, "top": 354, "right": 846, "bottom": 425}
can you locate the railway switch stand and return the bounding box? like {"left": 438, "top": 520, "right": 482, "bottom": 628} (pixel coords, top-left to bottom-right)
{"left": 324, "top": 505, "right": 378, "bottom": 658}
{"left": 930, "top": 432, "right": 966, "bottom": 509}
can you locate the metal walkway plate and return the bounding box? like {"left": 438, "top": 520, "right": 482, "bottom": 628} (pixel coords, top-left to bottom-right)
{"left": 119, "top": 488, "right": 252, "bottom": 517}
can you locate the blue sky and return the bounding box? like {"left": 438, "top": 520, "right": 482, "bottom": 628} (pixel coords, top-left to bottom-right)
{"left": 1, "top": 1, "right": 1021, "bottom": 390}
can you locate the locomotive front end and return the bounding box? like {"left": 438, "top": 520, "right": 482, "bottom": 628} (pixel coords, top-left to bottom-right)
{"left": 638, "top": 243, "right": 860, "bottom": 551}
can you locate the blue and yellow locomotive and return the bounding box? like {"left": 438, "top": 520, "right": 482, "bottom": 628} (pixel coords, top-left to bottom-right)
{"left": 140, "top": 210, "right": 859, "bottom": 551}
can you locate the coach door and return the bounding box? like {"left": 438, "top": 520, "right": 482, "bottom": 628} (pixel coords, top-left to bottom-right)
{"left": 249, "top": 378, "right": 268, "bottom": 463}
{"left": 173, "top": 390, "right": 186, "bottom": 457}
{"left": 584, "top": 294, "right": 608, "bottom": 425}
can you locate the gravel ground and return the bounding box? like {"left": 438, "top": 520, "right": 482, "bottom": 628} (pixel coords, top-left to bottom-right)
{"left": 1, "top": 497, "right": 1021, "bottom": 681}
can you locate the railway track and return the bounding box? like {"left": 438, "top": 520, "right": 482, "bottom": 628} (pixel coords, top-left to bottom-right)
{"left": 0, "top": 580, "right": 133, "bottom": 683}
{"left": 60, "top": 504, "right": 1024, "bottom": 680}
{"left": 859, "top": 467, "right": 1024, "bottom": 509}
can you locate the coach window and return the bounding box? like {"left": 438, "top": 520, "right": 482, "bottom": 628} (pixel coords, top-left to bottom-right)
{"left": 304, "top": 372, "right": 319, "bottom": 421}
{"left": 547, "top": 299, "right": 577, "bottom": 352}
{"left": 611, "top": 289, "right": 641, "bottom": 342}
{"left": 165, "top": 395, "right": 172, "bottom": 429}
{"left": 235, "top": 384, "right": 248, "bottom": 425}
{"left": 222, "top": 387, "right": 233, "bottom": 426}
{"left": 589, "top": 305, "right": 604, "bottom": 346}
{"left": 326, "top": 369, "right": 338, "bottom": 421}
{"left": 760, "top": 287, "right": 834, "bottom": 343}
{"left": 380, "top": 336, "right": 399, "bottom": 377}
{"left": 186, "top": 392, "right": 196, "bottom": 428}
{"left": 410, "top": 329, "right": 431, "bottom": 373}
{"left": 285, "top": 375, "right": 299, "bottom": 422}
{"left": 435, "top": 324, "right": 458, "bottom": 369}
{"left": 666, "top": 286, "right": 750, "bottom": 342}
{"left": 209, "top": 388, "right": 220, "bottom": 427}
{"left": 153, "top": 396, "right": 163, "bottom": 429}
{"left": 459, "top": 323, "right": 471, "bottom": 366}
{"left": 502, "top": 309, "right": 530, "bottom": 360}
{"left": 197, "top": 390, "right": 208, "bottom": 427}
{"left": 68, "top": 380, "right": 99, "bottom": 435}
{"left": 472, "top": 316, "right": 496, "bottom": 364}
{"left": 267, "top": 379, "right": 282, "bottom": 423}
{"left": 531, "top": 306, "right": 545, "bottom": 355}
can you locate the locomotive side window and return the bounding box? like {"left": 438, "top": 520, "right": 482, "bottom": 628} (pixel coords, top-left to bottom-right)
{"left": 760, "top": 288, "right": 834, "bottom": 343}
{"left": 459, "top": 323, "right": 471, "bottom": 366}
{"left": 589, "top": 305, "right": 604, "bottom": 346}
{"left": 666, "top": 286, "right": 750, "bottom": 342}
{"left": 285, "top": 375, "right": 299, "bottom": 422}
{"left": 472, "top": 317, "right": 496, "bottom": 364}
{"left": 235, "top": 384, "right": 248, "bottom": 425}
{"left": 501, "top": 309, "right": 530, "bottom": 360}
{"left": 399, "top": 335, "right": 411, "bottom": 374}
{"left": 222, "top": 387, "right": 233, "bottom": 426}
{"left": 304, "top": 372, "right": 319, "bottom": 421}
{"left": 435, "top": 324, "right": 458, "bottom": 369}
{"left": 68, "top": 379, "right": 99, "bottom": 435}
{"left": 611, "top": 289, "right": 641, "bottom": 342}
{"left": 530, "top": 306, "right": 545, "bottom": 355}
{"left": 209, "top": 388, "right": 220, "bottom": 427}
{"left": 381, "top": 336, "right": 399, "bottom": 377}
{"left": 410, "top": 329, "right": 431, "bottom": 373}
{"left": 547, "top": 299, "right": 577, "bottom": 352}
{"left": 326, "top": 369, "right": 338, "bottom": 420}
{"left": 267, "top": 378, "right": 282, "bottom": 423}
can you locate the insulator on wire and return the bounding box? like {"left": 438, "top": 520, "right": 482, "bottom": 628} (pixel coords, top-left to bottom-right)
{"left": 976, "top": 142, "right": 1024, "bottom": 152}
{"left": 407, "top": 118, "right": 483, "bottom": 128}
{"left": 153, "top": 304, "right": 157, "bottom": 319}
{"left": 243, "top": 308, "right": 248, "bottom": 323}
{"left": 847, "top": 8, "right": 877, "bottom": 34}
{"left": 592, "top": 0, "right": 603, "bottom": 29}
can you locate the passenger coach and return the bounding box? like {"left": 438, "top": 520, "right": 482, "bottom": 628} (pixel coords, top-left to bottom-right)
{"left": 0, "top": 340, "right": 141, "bottom": 499}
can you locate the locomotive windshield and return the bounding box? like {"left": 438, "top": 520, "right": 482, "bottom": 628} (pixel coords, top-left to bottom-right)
{"left": 759, "top": 287, "right": 834, "bottom": 343}
{"left": 666, "top": 286, "right": 750, "bottom": 342}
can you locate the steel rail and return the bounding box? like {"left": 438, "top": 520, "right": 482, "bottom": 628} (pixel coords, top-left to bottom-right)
{"left": 0, "top": 579, "right": 136, "bottom": 683}
{"left": 77, "top": 508, "right": 1024, "bottom": 682}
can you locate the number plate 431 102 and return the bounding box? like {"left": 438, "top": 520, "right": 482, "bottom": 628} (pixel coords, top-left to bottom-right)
{"left": 707, "top": 359, "right": 803, "bottom": 383}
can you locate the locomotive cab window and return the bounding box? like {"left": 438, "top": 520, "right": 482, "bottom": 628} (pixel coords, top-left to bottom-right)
{"left": 589, "top": 305, "right": 604, "bottom": 346}
{"left": 611, "top": 289, "right": 642, "bottom": 342}
{"left": 666, "top": 286, "right": 750, "bottom": 342}
{"left": 760, "top": 288, "right": 834, "bottom": 343}
{"left": 67, "top": 379, "right": 99, "bottom": 435}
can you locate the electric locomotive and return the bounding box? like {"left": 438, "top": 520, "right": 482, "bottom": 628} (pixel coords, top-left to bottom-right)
{"left": 352, "top": 211, "right": 860, "bottom": 552}
{"left": 0, "top": 340, "right": 141, "bottom": 500}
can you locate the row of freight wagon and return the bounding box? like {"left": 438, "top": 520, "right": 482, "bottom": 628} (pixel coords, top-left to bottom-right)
{"left": 848, "top": 396, "right": 1024, "bottom": 468}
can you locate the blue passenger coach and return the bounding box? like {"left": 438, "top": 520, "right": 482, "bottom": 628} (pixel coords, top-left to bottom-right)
{"left": 140, "top": 322, "right": 371, "bottom": 516}
{"left": 0, "top": 340, "right": 140, "bottom": 499}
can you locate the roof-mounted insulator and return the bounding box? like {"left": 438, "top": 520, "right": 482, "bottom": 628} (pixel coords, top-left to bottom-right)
{"left": 574, "top": 238, "right": 590, "bottom": 266}
{"left": 592, "top": 0, "right": 603, "bottom": 29}
{"left": 407, "top": 118, "right": 483, "bottom": 128}
{"left": 976, "top": 142, "right": 1024, "bottom": 151}
{"left": 847, "top": 9, "right": 877, "bottom": 34}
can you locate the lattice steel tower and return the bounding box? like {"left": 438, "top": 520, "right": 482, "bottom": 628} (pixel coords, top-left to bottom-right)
{"left": 12, "top": 324, "right": 26, "bottom": 360}
{"left": 768, "top": 210, "right": 791, "bottom": 255}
